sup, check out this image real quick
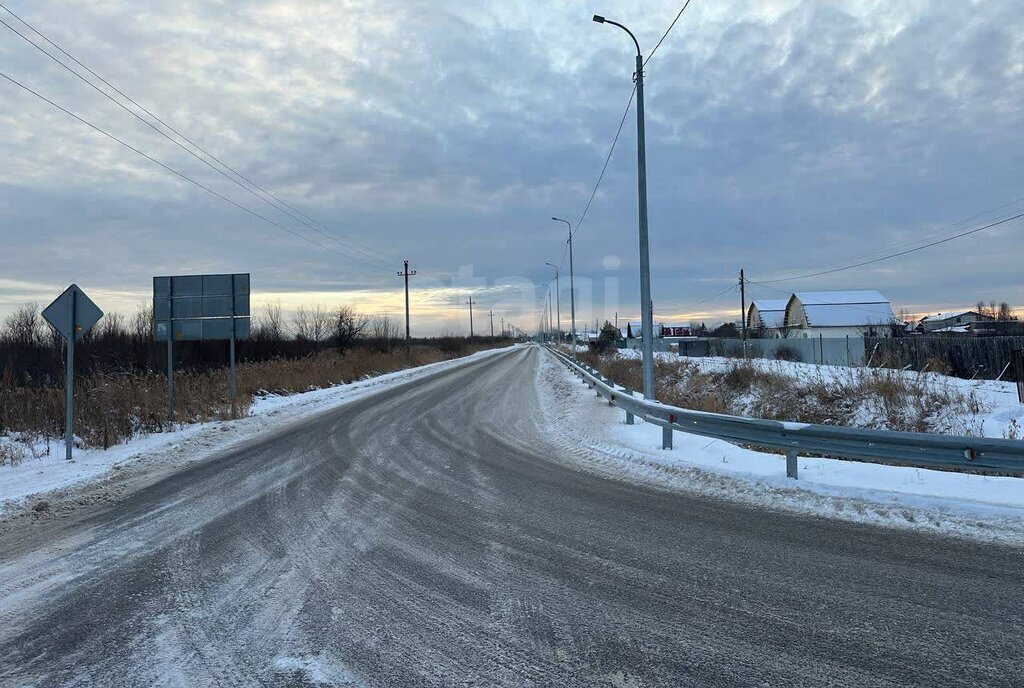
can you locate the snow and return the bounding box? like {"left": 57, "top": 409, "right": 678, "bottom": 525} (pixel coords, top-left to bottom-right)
{"left": 794, "top": 290, "right": 889, "bottom": 305}
{"left": 749, "top": 299, "right": 788, "bottom": 328}
{"left": 801, "top": 302, "right": 894, "bottom": 327}
{"left": 537, "top": 348, "right": 1024, "bottom": 543}
{"left": 0, "top": 346, "right": 515, "bottom": 513}
{"left": 611, "top": 351, "right": 1024, "bottom": 438}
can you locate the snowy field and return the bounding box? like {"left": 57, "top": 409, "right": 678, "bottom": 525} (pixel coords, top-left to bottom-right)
{"left": 537, "top": 348, "right": 1024, "bottom": 544}
{"left": 0, "top": 346, "right": 514, "bottom": 515}
{"left": 615, "top": 348, "right": 1024, "bottom": 437}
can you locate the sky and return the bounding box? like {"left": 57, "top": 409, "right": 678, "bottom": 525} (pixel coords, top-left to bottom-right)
{"left": 1, "top": 0, "right": 1022, "bottom": 335}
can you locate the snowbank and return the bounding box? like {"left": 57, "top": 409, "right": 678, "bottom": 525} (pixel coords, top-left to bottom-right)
{"left": 536, "top": 349, "right": 1024, "bottom": 544}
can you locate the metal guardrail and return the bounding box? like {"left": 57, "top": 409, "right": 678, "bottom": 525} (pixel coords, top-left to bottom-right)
{"left": 544, "top": 345, "right": 1024, "bottom": 479}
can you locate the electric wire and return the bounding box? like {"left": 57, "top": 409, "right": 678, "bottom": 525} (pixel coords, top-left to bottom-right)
{"left": 756, "top": 211, "right": 1024, "bottom": 284}
{"left": 0, "top": 70, "right": 364, "bottom": 259}
{"left": 0, "top": 7, "right": 397, "bottom": 271}
{"left": 643, "top": 0, "right": 695, "bottom": 67}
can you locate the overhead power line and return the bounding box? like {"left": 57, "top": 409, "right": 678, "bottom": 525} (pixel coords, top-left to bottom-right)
{"left": 557, "top": 3, "right": 696, "bottom": 272}
{"left": 757, "top": 211, "right": 1024, "bottom": 284}
{"left": 0, "top": 2, "right": 398, "bottom": 270}
{"left": 572, "top": 85, "right": 637, "bottom": 242}
{"left": 0, "top": 70, "right": 364, "bottom": 259}
{"left": 644, "top": 0, "right": 695, "bottom": 67}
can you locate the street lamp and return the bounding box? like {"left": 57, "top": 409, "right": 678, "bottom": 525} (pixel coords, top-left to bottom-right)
{"left": 552, "top": 217, "right": 576, "bottom": 357}
{"left": 593, "top": 13, "right": 654, "bottom": 400}
{"left": 545, "top": 261, "right": 560, "bottom": 342}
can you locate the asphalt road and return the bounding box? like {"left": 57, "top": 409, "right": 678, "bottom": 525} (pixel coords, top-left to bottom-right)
{"left": 1, "top": 346, "right": 1022, "bottom": 687}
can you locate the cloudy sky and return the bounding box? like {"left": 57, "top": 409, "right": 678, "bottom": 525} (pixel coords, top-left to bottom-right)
{"left": 1, "top": 0, "right": 1022, "bottom": 335}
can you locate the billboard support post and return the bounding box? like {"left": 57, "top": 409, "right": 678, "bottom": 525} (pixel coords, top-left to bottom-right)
{"left": 167, "top": 279, "right": 174, "bottom": 424}
{"left": 230, "top": 273, "right": 237, "bottom": 419}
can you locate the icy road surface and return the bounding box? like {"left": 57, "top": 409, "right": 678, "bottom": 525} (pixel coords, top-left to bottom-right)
{"left": 1, "top": 346, "right": 1022, "bottom": 686}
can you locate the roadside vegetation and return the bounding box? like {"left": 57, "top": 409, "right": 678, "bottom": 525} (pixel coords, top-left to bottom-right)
{"left": 576, "top": 349, "right": 987, "bottom": 437}
{"left": 0, "top": 302, "right": 508, "bottom": 464}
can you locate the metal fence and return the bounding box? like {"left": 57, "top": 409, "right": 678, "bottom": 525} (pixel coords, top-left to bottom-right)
{"left": 544, "top": 345, "right": 1024, "bottom": 480}
{"left": 626, "top": 336, "right": 867, "bottom": 366}
{"left": 706, "top": 336, "right": 866, "bottom": 366}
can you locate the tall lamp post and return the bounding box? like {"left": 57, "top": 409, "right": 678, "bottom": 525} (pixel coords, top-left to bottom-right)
{"left": 593, "top": 13, "right": 654, "bottom": 400}
{"left": 552, "top": 216, "right": 576, "bottom": 358}
{"left": 545, "top": 262, "right": 560, "bottom": 341}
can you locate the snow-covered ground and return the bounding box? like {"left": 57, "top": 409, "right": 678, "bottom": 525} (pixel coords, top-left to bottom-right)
{"left": 613, "top": 349, "right": 1024, "bottom": 438}
{"left": 0, "top": 346, "right": 514, "bottom": 515}
{"left": 537, "top": 348, "right": 1024, "bottom": 544}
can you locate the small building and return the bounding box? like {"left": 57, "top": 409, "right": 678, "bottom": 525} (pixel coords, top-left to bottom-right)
{"left": 784, "top": 291, "right": 895, "bottom": 338}
{"left": 745, "top": 299, "right": 789, "bottom": 338}
{"left": 918, "top": 310, "right": 993, "bottom": 333}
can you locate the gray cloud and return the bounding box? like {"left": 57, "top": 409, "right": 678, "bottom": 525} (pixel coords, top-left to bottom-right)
{"left": 0, "top": 0, "right": 1022, "bottom": 331}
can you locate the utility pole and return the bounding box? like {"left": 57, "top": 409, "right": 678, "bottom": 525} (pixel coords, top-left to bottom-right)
{"left": 553, "top": 217, "right": 576, "bottom": 357}
{"left": 739, "top": 268, "right": 747, "bottom": 357}
{"left": 489, "top": 310, "right": 494, "bottom": 338}
{"left": 545, "top": 262, "right": 560, "bottom": 341}
{"left": 467, "top": 296, "right": 475, "bottom": 338}
{"left": 594, "top": 14, "right": 654, "bottom": 399}
{"left": 501, "top": 317, "right": 505, "bottom": 338}
{"left": 547, "top": 290, "right": 554, "bottom": 342}
{"left": 398, "top": 260, "right": 417, "bottom": 361}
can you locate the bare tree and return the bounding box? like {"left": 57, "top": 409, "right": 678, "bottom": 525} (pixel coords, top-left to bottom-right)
{"left": 130, "top": 303, "right": 154, "bottom": 342}
{"left": 95, "top": 311, "right": 126, "bottom": 339}
{"left": 334, "top": 305, "right": 368, "bottom": 355}
{"left": 308, "top": 305, "right": 331, "bottom": 347}
{"left": 3, "top": 303, "right": 43, "bottom": 347}
{"left": 292, "top": 305, "right": 313, "bottom": 341}
{"left": 253, "top": 302, "right": 284, "bottom": 342}
{"left": 369, "top": 315, "right": 400, "bottom": 353}
{"left": 998, "top": 302, "right": 1016, "bottom": 321}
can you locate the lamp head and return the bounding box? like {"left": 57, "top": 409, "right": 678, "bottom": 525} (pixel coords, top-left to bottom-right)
{"left": 592, "top": 14, "right": 606, "bottom": 23}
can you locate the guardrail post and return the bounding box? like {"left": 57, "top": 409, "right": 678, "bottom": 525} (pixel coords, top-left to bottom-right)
{"left": 786, "top": 449, "right": 798, "bottom": 479}
{"left": 662, "top": 426, "right": 673, "bottom": 450}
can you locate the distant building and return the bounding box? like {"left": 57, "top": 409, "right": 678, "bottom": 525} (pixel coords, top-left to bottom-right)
{"left": 658, "top": 323, "right": 692, "bottom": 338}
{"left": 966, "top": 320, "right": 1024, "bottom": 336}
{"left": 917, "top": 310, "right": 993, "bottom": 333}
{"left": 784, "top": 291, "right": 895, "bottom": 338}
{"left": 745, "top": 299, "right": 788, "bottom": 338}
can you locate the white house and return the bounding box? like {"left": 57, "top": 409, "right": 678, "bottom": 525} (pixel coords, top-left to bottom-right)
{"left": 745, "top": 299, "right": 788, "bottom": 337}
{"left": 784, "top": 291, "right": 895, "bottom": 338}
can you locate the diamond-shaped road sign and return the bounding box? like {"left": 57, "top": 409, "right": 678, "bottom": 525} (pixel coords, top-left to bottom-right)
{"left": 42, "top": 284, "right": 103, "bottom": 342}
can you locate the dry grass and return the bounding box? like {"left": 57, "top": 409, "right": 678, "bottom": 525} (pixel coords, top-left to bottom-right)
{"left": 579, "top": 352, "right": 986, "bottom": 435}
{"left": 0, "top": 343, "right": 500, "bottom": 461}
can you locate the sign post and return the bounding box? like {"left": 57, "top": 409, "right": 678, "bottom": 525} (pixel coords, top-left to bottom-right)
{"left": 41, "top": 285, "right": 103, "bottom": 460}
{"left": 154, "top": 274, "right": 250, "bottom": 421}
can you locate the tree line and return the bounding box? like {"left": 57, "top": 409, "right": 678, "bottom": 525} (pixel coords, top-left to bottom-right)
{"left": 0, "top": 302, "right": 503, "bottom": 388}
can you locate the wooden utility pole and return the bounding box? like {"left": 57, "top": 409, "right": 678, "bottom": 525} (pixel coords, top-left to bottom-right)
{"left": 398, "top": 260, "right": 416, "bottom": 361}
{"left": 489, "top": 310, "right": 495, "bottom": 337}
{"left": 467, "top": 297, "right": 475, "bottom": 338}
{"left": 740, "top": 268, "right": 748, "bottom": 357}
